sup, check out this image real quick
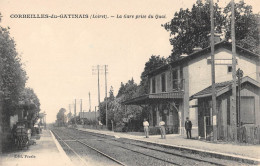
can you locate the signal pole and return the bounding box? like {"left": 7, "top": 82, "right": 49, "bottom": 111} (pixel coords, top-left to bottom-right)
{"left": 231, "top": 0, "right": 237, "bottom": 142}
{"left": 89, "top": 92, "right": 91, "bottom": 112}
{"left": 105, "top": 65, "right": 108, "bottom": 127}
{"left": 210, "top": 0, "right": 217, "bottom": 141}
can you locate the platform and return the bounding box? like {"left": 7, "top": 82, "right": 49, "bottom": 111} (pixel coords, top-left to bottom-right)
{"left": 76, "top": 126, "right": 260, "bottom": 164}
{"left": 0, "top": 130, "right": 74, "bottom": 166}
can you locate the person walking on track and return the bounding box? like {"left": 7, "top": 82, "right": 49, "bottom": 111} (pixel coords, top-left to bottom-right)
{"left": 143, "top": 118, "right": 149, "bottom": 138}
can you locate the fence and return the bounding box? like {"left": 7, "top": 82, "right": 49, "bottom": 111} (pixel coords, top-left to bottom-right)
{"left": 237, "top": 125, "right": 260, "bottom": 144}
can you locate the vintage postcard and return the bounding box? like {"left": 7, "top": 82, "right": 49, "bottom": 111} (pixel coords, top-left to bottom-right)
{"left": 0, "top": 0, "right": 259, "bottom": 165}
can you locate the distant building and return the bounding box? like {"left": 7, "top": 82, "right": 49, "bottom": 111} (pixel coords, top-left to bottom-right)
{"left": 79, "top": 112, "right": 96, "bottom": 121}
{"left": 123, "top": 41, "right": 260, "bottom": 140}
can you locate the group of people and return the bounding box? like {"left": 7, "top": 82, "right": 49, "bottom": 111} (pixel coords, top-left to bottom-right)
{"left": 143, "top": 117, "right": 192, "bottom": 139}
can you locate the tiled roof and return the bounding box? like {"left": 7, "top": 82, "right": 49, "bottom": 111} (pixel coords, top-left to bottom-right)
{"left": 122, "top": 91, "right": 184, "bottom": 105}
{"left": 190, "top": 76, "right": 260, "bottom": 100}
{"left": 146, "top": 41, "right": 260, "bottom": 77}
{"left": 191, "top": 80, "right": 232, "bottom": 97}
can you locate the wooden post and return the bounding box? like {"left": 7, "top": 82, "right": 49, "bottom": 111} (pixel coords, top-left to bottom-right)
{"left": 95, "top": 106, "right": 97, "bottom": 129}
{"left": 80, "top": 99, "right": 82, "bottom": 113}
{"left": 97, "top": 65, "right": 100, "bottom": 117}
{"left": 89, "top": 92, "right": 91, "bottom": 112}
{"left": 0, "top": 56, "right": 3, "bottom": 154}
{"left": 236, "top": 68, "right": 243, "bottom": 127}
{"left": 105, "top": 65, "right": 108, "bottom": 127}
{"left": 74, "top": 99, "right": 77, "bottom": 125}
{"left": 210, "top": 0, "right": 217, "bottom": 141}
{"left": 231, "top": 0, "right": 237, "bottom": 142}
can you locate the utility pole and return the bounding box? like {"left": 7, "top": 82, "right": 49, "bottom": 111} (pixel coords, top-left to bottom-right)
{"left": 210, "top": 0, "right": 217, "bottom": 141}
{"left": 89, "top": 92, "right": 91, "bottom": 112}
{"left": 0, "top": 52, "right": 3, "bottom": 154}
{"left": 74, "top": 99, "right": 77, "bottom": 125}
{"left": 105, "top": 65, "right": 108, "bottom": 127}
{"left": 236, "top": 68, "right": 243, "bottom": 127}
{"left": 231, "top": 0, "right": 237, "bottom": 142}
{"left": 92, "top": 65, "right": 101, "bottom": 116}
{"left": 95, "top": 106, "right": 97, "bottom": 129}
{"left": 92, "top": 65, "right": 108, "bottom": 127}
{"left": 80, "top": 99, "right": 82, "bottom": 113}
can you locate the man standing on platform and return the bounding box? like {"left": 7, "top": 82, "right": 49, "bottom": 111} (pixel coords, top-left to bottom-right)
{"left": 143, "top": 118, "right": 149, "bottom": 138}
{"left": 185, "top": 117, "right": 192, "bottom": 139}
{"left": 159, "top": 121, "right": 166, "bottom": 139}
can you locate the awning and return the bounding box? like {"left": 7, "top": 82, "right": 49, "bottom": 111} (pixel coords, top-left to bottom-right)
{"left": 122, "top": 91, "right": 184, "bottom": 105}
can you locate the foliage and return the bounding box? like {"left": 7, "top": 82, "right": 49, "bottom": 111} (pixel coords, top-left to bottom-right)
{"left": 56, "top": 108, "right": 67, "bottom": 126}
{"left": 109, "top": 86, "right": 115, "bottom": 100}
{"left": 163, "top": 0, "right": 259, "bottom": 60}
{"left": 19, "top": 88, "right": 41, "bottom": 126}
{"left": 0, "top": 15, "right": 41, "bottom": 132}
{"left": 139, "top": 55, "right": 168, "bottom": 95}
{"left": 223, "top": 1, "right": 260, "bottom": 54}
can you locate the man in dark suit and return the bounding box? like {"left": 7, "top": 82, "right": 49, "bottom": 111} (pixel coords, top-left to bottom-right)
{"left": 185, "top": 117, "right": 192, "bottom": 139}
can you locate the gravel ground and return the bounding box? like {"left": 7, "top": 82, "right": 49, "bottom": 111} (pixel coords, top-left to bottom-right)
{"left": 52, "top": 127, "right": 251, "bottom": 166}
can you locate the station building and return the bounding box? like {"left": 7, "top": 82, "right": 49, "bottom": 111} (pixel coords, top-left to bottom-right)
{"left": 123, "top": 41, "right": 260, "bottom": 140}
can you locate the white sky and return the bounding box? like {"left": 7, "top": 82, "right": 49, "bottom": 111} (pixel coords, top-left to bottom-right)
{"left": 0, "top": 0, "right": 259, "bottom": 123}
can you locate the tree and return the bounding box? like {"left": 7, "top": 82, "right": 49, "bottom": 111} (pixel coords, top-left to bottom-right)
{"left": 138, "top": 55, "right": 168, "bottom": 95}
{"left": 109, "top": 86, "right": 115, "bottom": 100}
{"left": 224, "top": 1, "right": 260, "bottom": 54}
{"left": 56, "top": 108, "right": 67, "bottom": 126}
{"left": 19, "top": 88, "right": 41, "bottom": 128}
{"left": 163, "top": 0, "right": 259, "bottom": 60}
{"left": 0, "top": 15, "right": 28, "bottom": 129}
{"left": 0, "top": 14, "right": 41, "bottom": 152}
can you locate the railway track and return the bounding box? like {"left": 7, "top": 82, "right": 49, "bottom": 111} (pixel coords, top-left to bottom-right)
{"left": 53, "top": 128, "right": 242, "bottom": 166}
{"left": 75, "top": 129, "right": 227, "bottom": 166}
{"left": 52, "top": 129, "right": 125, "bottom": 166}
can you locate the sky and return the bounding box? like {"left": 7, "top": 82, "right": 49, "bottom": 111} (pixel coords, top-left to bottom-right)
{"left": 0, "top": 0, "right": 259, "bottom": 123}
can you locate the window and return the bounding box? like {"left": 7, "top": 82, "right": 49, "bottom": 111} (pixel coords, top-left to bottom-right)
{"left": 205, "top": 116, "right": 212, "bottom": 126}
{"left": 227, "top": 66, "right": 232, "bottom": 73}
{"left": 240, "top": 97, "right": 255, "bottom": 125}
{"left": 152, "top": 78, "right": 156, "bottom": 93}
{"left": 172, "top": 70, "right": 178, "bottom": 90}
{"left": 161, "top": 73, "right": 166, "bottom": 92}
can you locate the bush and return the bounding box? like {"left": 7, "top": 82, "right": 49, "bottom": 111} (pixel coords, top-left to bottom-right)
{"left": 114, "top": 122, "right": 127, "bottom": 132}
{"left": 148, "top": 127, "right": 161, "bottom": 135}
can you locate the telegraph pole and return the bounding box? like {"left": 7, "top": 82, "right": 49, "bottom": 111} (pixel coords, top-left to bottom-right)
{"left": 97, "top": 65, "right": 100, "bottom": 118}
{"left": 80, "top": 99, "right": 82, "bottom": 113}
{"left": 236, "top": 68, "right": 243, "bottom": 128}
{"left": 92, "top": 65, "right": 108, "bottom": 127}
{"left": 210, "top": 0, "right": 217, "bottom": 141}
{"left": 105, "top": 65, "right": 108, "bottom": 127}
{"left": 231, "top": 0, "right": 237, "bottom": 142}
{"left": 0, "top": 51, "right": 3, "bottom": 154}
{"left": 89, "top": 92, "right": 91, "bottom": 112}
{"left": 92, "top": 65, "right": 101, "bottom": 116}
{"left": 74, "top": 99, "right": 77, "bottom": 125}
